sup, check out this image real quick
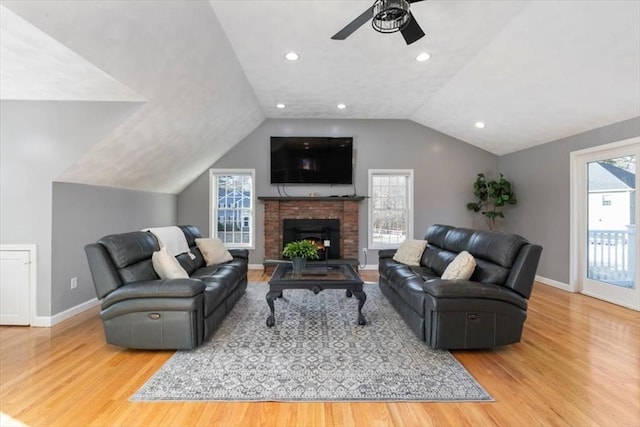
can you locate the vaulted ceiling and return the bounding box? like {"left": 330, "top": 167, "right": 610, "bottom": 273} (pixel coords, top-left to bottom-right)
{"left": 1, "top": 1, "right": 639, "bottom": 193}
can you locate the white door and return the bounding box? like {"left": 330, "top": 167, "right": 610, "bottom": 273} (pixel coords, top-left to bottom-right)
{"left": 572, "top": 138, "right": 639, "bottom": 310}
{"left": 0, "top": 250, "right": 31, "bottom": 325}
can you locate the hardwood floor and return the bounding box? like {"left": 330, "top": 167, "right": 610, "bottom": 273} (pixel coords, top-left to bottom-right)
{"left": 1, "top": 270, "right": 638, "bottom": 427}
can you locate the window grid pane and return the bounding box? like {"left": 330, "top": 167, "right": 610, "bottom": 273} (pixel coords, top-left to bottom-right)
{"left": 213, "top": 172, "right": 253, "bottom": 248}
{"left": 371, "top": 172, "right": 411, "bottom": 246}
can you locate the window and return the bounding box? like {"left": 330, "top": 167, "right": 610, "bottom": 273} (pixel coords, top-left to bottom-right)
{"left": 368, "top": 169, "right": 414, "bottom": 249}
{"left": 209, "top": 169, "right": 255, "bottom": 249}
{"left": 602, "top": 195, "right": 612, "bottom": 206}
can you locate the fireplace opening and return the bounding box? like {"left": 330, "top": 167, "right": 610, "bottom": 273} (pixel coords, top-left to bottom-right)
{"left": 283, "top": 219, "right": 340, "bottom": 259}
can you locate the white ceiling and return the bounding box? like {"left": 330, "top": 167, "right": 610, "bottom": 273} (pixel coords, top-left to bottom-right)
{"left": 0, "top": 1, "right": 639, "bottom": 193}
{"left": 211, "top": 0, "right": 640, "bottom": 155}
{"left": 0, "top": 6, "right": 144, "bottom": 102}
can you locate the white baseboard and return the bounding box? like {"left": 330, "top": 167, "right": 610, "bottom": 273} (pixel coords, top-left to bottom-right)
{"left": 535, "top": 275, "right": 571, "bottom": 292}
{"left": 31, "top": 298, "right": 100, "bottom": 327}
{"left": 249, "top": 264, "right": 264, "bottom": 270}
{"left": 360, "top": 264, "right": 378, "bottom": 270}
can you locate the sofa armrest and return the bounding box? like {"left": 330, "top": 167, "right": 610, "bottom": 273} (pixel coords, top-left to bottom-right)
{"left": 378, "top": 249, "right": 397, "bottom": 260}
{"left": 422, "top": 279, "right": 528, "bottom": 310}
{"left": 229, "top": 249, "right": 249, "bottom": 260}
{"left": 101, "top": 278, "right": 206, "bottom": 309}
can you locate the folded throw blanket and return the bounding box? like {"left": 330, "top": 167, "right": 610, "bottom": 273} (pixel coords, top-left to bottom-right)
{"left": 144, "top": 226, "right": 195, "bottom": 259}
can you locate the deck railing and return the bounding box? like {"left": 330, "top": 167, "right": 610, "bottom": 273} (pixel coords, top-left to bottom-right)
{"left": 588, "top": 226, "right": 636, "bottom": 287}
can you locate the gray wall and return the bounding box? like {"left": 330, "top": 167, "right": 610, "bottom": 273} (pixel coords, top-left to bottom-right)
{"left": 178, "top": 118, "right": 499, "bottom": 263}
{"left": 51, "top": 182, "right": 177, "bottom": 315}
{"left": 0, "top": 100, "right": 140, "bottom": 317}
{"left": 499, "top": 116, "right": 640, "bottom": 284}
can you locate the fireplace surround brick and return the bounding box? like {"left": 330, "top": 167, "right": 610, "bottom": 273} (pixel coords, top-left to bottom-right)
{"left": 260, "top": 197, "right": 363, "bottom": 261}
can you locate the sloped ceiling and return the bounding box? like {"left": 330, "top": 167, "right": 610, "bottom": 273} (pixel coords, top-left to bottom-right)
{"left": 0, "top": 6, "right": 144, "bottom": 102}
{"left": 1, "top": 0, "right": 265, "bottom": 194}
{"left": 211, "top": 0, "right": 640, "bottom": 155}
{"left": 1, "top": 1, "right": 639, "bottom": 194}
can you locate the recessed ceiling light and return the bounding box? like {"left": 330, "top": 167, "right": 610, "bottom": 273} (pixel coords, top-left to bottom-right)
{"left": 276, "top": 103, "right": 286, "bottom": 109}
{"left": 416, "top": 52, "right": 431, "bottom": 62}
{"left": 475, "top": 121, "right": 486, "bottom": 129}
{"left": 337, "top": 103, "right": 346, "bottom": 109}
{"left": 284, "top": 52, "right": 299, "bottom": 61}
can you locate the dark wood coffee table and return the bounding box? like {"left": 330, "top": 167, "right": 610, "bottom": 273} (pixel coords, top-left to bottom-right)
{"left": 266, "top": 263, "right": 366, "bottom": 327}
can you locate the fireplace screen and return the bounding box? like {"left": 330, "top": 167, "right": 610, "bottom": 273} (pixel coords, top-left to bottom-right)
{"left": 283, "top": 219, "right": 340, "bottom": 259}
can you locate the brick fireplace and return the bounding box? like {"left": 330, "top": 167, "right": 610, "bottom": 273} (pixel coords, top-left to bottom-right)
{"left": 259, "top": 196, "right": 364, "bottom": 262}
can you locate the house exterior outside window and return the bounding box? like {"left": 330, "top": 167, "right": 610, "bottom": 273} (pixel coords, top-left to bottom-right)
{"left": 209, "top": 169, "right": 255, "bottom": 249}
{"left": 368, "top": 169, "right": 414, "bottom": 249}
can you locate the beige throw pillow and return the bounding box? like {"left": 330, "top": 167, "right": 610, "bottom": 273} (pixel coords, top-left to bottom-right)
{"left": 441, "top": 251, "right": 476, "bottom": 280}
{"left": 392, "top": 239, "right": 428, "bottom": 266}
{"left": 152, "top": 246, "right": 189, "bottom": 279}
{"left": 196, "top": 237, "right": 233, "bottom": 266}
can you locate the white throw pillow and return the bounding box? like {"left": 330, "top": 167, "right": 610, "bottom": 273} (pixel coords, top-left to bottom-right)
{"left": 196, "top": 237, "right": 233, "bottom": 266}
{"left": 392, "top": 239, "right": 428, "bottom": 266}
{"left": 152, "top": 246, "right": 189, "bottom": 279}
{"left": 441, "top": 251, "right": 476, "bottom": 280}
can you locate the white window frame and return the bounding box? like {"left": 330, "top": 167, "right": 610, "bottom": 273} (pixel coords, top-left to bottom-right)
{"left": 209, "top": 169, "right": 255, "bottom": 249}
{"left": 368, "top": 169, "right": 414, "bottom": 250}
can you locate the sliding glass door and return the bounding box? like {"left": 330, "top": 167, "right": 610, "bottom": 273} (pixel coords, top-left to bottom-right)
{"left": 572, "top": 138, "right": 639, "bottom": 310}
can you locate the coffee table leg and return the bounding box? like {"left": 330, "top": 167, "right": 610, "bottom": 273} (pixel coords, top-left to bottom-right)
{"left": 345, "top": 289, "right": 352, "bottom": 298}
{"left": 352, "top": 290, "right": 367, "bottom": 325}
{"left": 266, "top": 290, "right": 280, "bottom": 327}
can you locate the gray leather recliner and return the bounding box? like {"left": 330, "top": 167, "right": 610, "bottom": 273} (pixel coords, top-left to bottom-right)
{"left": 85, "top": 225, "right": 247, "bottom": 349}
{"left": 378, "top": 224, "right": 542, "bottom": 350}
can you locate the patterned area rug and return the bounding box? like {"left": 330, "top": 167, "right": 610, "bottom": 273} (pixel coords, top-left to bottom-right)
{"left": 131, "top": 282, "right": 492, "bottom": 402}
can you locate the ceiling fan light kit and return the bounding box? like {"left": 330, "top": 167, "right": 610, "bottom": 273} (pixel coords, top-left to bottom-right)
{"left": 332, "top": 0, "right": 426, "bottom": 45}
{"left": 372, "top": 0, "right": 410, "bottom": 33}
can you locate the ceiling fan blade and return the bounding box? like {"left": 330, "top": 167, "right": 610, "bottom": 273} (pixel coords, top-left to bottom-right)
{"left": 408, "top": 0, "right": 427, "bottom": 3}
{"left": 331, "top": 5, "right": 375, "bottom": 40}
{"left": 400, "top": 12, "right": 425, "bottom": 45}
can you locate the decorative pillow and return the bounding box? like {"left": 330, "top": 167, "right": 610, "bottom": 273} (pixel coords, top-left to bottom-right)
{"left": 441, "top": 251, "right": 476, "bottom": 280}
{"left": 152, "top": 246, "right": 189, "bottom": 279}
{"left": 392, "top": 239, "right": 428, "bottom": 266}
{"left": 195, "top": 237, "right": 233, "bottom": 266}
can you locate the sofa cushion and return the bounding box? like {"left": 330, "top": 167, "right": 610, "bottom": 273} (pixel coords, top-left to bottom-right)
{"left": 99, "top": 231, "right": 159, "bottom": 269}
{"left": 100, "top": 278, "right": 206, "bottom": 310}
{"left": 441, "top": 251, "right": 476, "bottom": 280}
{"left": 408, "top": 265, "right": 440, "bottom": 281}
{"left": 420, "top": 247, "right": 457, "bottom": 276}
{"left": 152, "top": 247, "right": 189, "bottom": 279}
{"left": 424, "top": 224, "right": 454, "bottom": 248}
{"left": 196, "top": 237, "right": 233, "bottom": 266}
{"left": 395, "top": 275, "right": 428, "bottom": 317}
{"left": 467, "top": 231, "right": 527, "bottom": 268}
{"left": 442, "top": 228, "right": 475, "bottom": 254}
{"left": 470, "top": 258, "right": 510, "bottom": 285}
{"left": 422, "top": 279, "right": 528, "bottom": 310}
{"left": 178, "top": 225, "right": 203, "bottom": 247}
{"left": 393, "top": 239, "right": 428, "bottom": 266}
{"left": 202, "top": 281, "right": 228, "bottom": 316}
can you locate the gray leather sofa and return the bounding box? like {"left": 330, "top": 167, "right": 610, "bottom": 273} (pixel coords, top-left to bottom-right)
{"left": 378, "top": 224, "right": 542, "bottom": 350}
{"left": 85, "top": 225, "right": 247, "bottom": 349}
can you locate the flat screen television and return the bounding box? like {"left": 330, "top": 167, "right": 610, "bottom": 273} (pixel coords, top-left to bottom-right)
{"left": 270, "top": 136, "right": 353, "bottom": 184}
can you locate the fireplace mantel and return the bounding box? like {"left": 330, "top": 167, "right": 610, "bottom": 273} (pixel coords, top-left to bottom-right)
{"left": 258, "top": 196, "right": 365, "bottom": 202}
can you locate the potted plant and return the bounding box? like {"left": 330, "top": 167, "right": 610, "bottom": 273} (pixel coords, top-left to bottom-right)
{"left": 282, "top": 240, "right": 320, "bottom": 273}
{"left": 466, "top": 173, "right": 517, "bottom": 230}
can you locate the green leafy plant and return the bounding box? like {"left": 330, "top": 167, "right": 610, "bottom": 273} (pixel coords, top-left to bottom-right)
{"left": 466, "top": 173, "right": 517, "bottom": 230}
{"left": 282, "top": 240, "right": 320, "bottom": 260}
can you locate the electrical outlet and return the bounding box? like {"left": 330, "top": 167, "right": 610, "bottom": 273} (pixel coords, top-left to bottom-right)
{"left": 362, "top": 248, "right": 367, "bottom": 255}
{"left": 70, "top": 277, "right": 78, "bottom": 290}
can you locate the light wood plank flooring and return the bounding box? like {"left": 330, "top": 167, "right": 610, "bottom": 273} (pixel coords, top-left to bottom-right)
{"left": 1, "top": 270, "right": 638, "bottom": 427}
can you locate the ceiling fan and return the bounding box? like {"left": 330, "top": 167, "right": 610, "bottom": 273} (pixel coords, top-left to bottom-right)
{"left": 331, "top": 0, "right": 426, "bottom": 45}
